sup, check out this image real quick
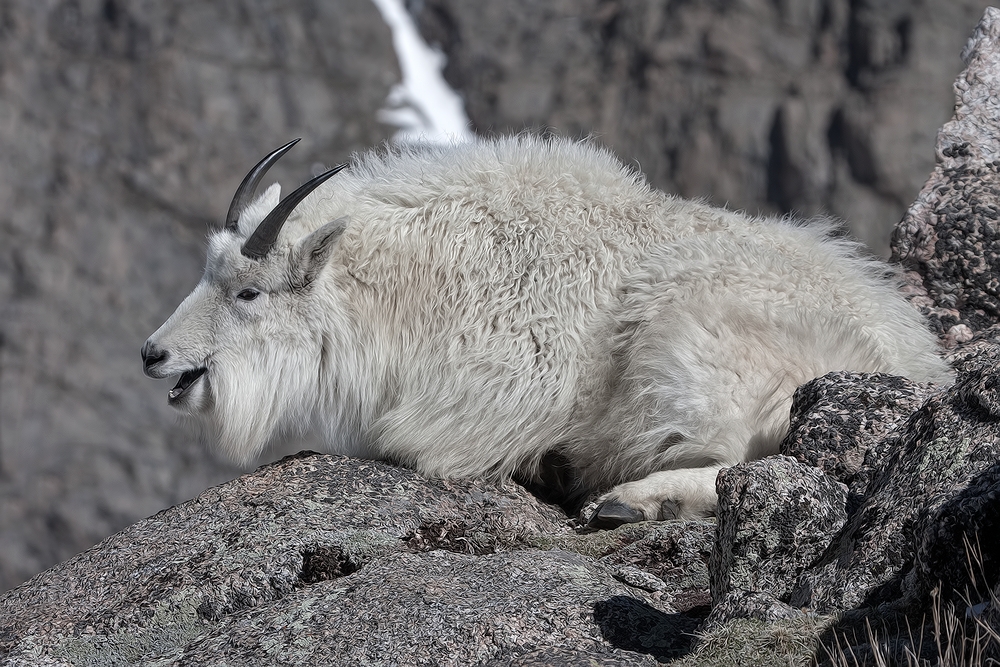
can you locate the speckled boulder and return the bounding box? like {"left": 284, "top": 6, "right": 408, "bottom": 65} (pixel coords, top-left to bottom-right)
{"left": 710, "top": 456, "right": 847, "bottom": 605}
{"left": 0, "top": 454, "right": 570, "bottom": 665}
{"left": 912, "top": 460, "right": 1000, "bottom": 603}
{"left": 152, "top": 549, "right": 671, "bottom": 666}
{"left": 892, "top": 6, "right": 1000, "bottom": 343}
{"left": 0, "top": 453, "right": 721, "bottom": 666}
{"left": 597, "top": 521, "right": 714, "bottom": 616}
{"left": 780, "top": 371, "right": 939, "bottom": 507}
{"left": 791, "top": 345, "right": 1000, "bottom": 613}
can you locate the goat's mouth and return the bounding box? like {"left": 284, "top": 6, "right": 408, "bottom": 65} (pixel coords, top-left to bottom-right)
{"left": 167, "top": 368, "right": 207, "bottom": 404}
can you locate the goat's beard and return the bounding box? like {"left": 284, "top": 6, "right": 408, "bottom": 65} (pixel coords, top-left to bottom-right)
{"left": 206, "top": 346, "right": 319, "bottom": 467}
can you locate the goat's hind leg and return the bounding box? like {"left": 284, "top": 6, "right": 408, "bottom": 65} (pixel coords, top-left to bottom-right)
{"left": 587, "top": 465, "right": 722, "bottom": 529}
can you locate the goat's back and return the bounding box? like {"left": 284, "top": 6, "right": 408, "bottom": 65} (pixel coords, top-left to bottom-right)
{"left": 292, "top": 137, "right": 949, "bottom": 486}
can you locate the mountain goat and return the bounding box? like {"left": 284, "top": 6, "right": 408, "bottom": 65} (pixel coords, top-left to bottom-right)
{"left": 141, "top": 136, "right": 952, "bottom": 528}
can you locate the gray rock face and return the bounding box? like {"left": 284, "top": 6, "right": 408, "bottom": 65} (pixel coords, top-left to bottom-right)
{"left": 158, "top": 549, "right": 664, "bottom": 666}
{"left": 0, "top": 453, "right": 714, "bottom": 666}
{"left": 702, "top": 337, "right": 1000, "bottom": 643}
{"left": 780, "top": 371, "right": 936, "bottom": 503}
{"left": 712, "top": 456, "right": 847, "bottom": 605}
{"left": 704, "top": 334, "right": 1000, "bottom": 624}
{"left": 791, "top": 345, "right": 1000, "bottom": 613}
{"left": 893, "top": 6, "right": 1000, "bottom": 343}
{"left": 414, "top": 0, "right": 993, "bottom": 255}
{"left": 773, "top": 367, "right": 950, "bottom": 604}
{"left": 0, "top": 0, "right": 397, "bottom": 592}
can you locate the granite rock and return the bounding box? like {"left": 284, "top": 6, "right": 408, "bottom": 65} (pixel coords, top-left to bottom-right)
{"left": 780, "top": 372, "right": 938, "bottom": 500}
{"left": 704, "top": 339, "right": 1000, "bottom": 655}
{"left": 0, "top": 453, "right": 718, "bottom": 666}
{"left": 711, "top": 456, "right": 847, "bottom": 605}
{"left": 788, "top": 347, "right": 1000, "bottom": 613}
{"left": 892, "top": 6, "right": 1000, "bottom": 342}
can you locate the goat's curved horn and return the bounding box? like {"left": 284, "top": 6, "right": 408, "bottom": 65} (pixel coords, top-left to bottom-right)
{"left": 240, "top": 163, "right": 348, "bottom": 260}
{"left": 224, "top": 138, "right": 301, "bottom": 231}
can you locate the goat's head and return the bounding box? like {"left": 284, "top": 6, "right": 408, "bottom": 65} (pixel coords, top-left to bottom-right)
{"left": 141, "top": 140, "right": 349, "bottom": 463}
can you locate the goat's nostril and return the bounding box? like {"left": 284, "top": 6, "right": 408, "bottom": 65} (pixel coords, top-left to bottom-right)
{"left": 141, "top": 341, "right": 168, "bottom": 371}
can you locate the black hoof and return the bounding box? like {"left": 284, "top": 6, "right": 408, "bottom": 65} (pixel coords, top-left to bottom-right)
{"left": 587, "top": 500, "right": 645, "bottom": 530}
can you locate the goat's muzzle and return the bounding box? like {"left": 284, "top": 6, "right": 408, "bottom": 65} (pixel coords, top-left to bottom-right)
{"left": 141, "top": 340, "right": 168, "bottom": 378}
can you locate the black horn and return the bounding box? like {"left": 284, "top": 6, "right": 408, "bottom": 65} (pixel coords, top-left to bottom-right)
{"left": 224, "top": 138, "right": 301, "bottom": 231}
{"left": 240, "top": 163, "right": 349, "bottom": 260}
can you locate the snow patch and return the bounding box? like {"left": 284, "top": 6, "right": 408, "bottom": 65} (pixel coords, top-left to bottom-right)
{"left": 371, "top": 0, "right": 475, "bottom": 145}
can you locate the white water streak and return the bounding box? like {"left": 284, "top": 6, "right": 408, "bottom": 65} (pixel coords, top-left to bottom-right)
{"left": 370, "top": 0, "right": 475, "bottom": 144}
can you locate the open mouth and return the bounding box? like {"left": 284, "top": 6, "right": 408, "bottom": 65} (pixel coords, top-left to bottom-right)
{"left": 168, "top": 368, "right": 207, "bottom": 403}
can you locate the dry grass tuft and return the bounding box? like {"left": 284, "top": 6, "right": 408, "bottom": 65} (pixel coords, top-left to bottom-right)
{"left": 821, "top": 536, "right": 1000, "bottom": 667}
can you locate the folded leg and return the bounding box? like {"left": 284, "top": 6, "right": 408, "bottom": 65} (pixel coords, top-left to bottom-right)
{"left": 587, "top": 465, "right": 722, "bottom": 529}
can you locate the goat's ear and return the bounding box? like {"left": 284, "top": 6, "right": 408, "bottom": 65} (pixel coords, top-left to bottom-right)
{"left": 238, "top": 183, "right": 282, "bottom": 235}
{"left": 290, "top": 217, "right": 348, "bottom": 287}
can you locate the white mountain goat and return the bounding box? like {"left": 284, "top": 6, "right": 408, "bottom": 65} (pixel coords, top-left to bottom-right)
{"left": 142, "top": 136, "right": 952, "bottom": 528}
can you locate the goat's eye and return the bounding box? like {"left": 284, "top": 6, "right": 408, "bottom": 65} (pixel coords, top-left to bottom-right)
{"left": 236, "top": 288, "right": 260, "bottom": 302}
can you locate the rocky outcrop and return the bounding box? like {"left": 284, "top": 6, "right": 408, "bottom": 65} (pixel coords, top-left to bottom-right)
{"left": 779, "top": 371, "right": 937, "bottom": 510}
{"left": 701, "top": 330, "right": 1000, "bottom": 663}
{"left": 892, "top": 6, "right": 1000, "bottom": 344}
{"left": 0, "top": 454, "right": 715, "bottom": 666}
{"left": 792, "top": 343, "right": 1000, "bottom": 614}
{"left": 711, "top": 456, "right": 848, "bottom": 606}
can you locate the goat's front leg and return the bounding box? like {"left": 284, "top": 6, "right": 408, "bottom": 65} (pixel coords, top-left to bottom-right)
{"left": 587, "top": 465, "right": 723, "bottom": 529}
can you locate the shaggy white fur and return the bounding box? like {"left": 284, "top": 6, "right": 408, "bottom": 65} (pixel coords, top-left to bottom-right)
{"left": 143, "top": 136, "right": 953, "bottom": 525}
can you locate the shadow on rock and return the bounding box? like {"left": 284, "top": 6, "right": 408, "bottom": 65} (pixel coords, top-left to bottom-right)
{"left": 594, "top": 595, "right": 710, "bottom": 662}
{"left": 912, "top": 461, "right": 1000, "bottom": 606}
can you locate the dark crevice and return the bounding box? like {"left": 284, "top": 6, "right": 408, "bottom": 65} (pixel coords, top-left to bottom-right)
{"left": 895, "top": 17, "right": 911, "bottom": 64}
{"left": 766, "top": 108, "right": 798, "bottom": 213}
{"left": 845, "top": 4, "right": 911, "bottom": 89}
{"left": 102, "top": 0, "right": 117, "bottom": 26}
{"left": 628, "top": 48, "right": 653, "bottom": 93}
{"left": 299, "top": 546, "right": 360, "bottom": 585}
{"left": 514, "top": 450, "right": 588, "bottom": 516}
{"left": 827, "top": 107, "right": 876, "bottom": 185}
{"left": 10, "top": 250, "right": 38, "bottom": 299}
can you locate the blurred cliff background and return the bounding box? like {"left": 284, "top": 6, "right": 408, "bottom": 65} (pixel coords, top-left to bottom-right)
{"left": 0, "top": 0, "right": 990, "bottom": 592}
